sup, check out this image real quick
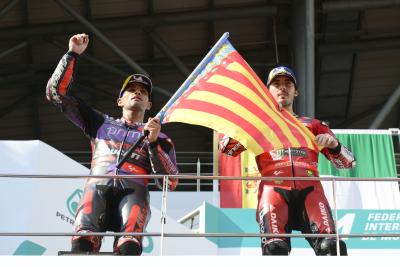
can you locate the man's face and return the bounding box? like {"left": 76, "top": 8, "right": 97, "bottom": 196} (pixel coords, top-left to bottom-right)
{"left": 268, "top": 76, "right": 298, "bottom": 108}
{"left": 117, "top": 83, "right": 151, "bottom": 112}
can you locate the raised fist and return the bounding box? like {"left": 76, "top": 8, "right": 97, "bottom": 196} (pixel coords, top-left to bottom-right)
{"left": 68, "top": 33, "right": 89, "bottom": 55}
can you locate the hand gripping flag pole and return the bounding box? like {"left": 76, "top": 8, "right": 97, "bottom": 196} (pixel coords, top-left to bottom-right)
{"left": 156, "top": 31, "right": 319, "bottom": 155}
{"left": 117, "top": 31, "right": 319, "bottom": 174}
{"left": 116, "top": 33, "right": 231, "bottom": 171}
{"left": 115, "top": 130, "right": 165, "bottom": 190}
{"left": 115, "top": 33, "right": 231, "bottom": 189}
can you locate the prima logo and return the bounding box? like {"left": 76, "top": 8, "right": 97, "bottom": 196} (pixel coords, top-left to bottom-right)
{"left": 66, "top": 189, "right": 83, "bottom": 217}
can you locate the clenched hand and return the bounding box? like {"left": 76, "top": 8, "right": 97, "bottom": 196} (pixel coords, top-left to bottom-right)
{"left": 68, "top": 33, "right": 89, "bottom": 55}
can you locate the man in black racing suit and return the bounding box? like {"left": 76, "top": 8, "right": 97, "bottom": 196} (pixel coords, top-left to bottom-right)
{"left": 46, "top": 33, "right": 178, "bottom": 255}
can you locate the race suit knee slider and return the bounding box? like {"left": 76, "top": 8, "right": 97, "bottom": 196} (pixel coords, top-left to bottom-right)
{"left": 262, "top": 240, "right": 290, "bottom": 255}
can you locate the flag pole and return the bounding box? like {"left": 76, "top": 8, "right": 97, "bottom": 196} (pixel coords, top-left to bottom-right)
{"left": 157, "top": 32, "right": 230, "bottom": 122}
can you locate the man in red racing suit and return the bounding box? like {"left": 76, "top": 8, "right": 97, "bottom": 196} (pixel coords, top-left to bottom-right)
{"left": 46, "top": 34, "right": 178, "bottom": 255}
{"left": 219, "top": 66, "right": 356, "bottom": 256}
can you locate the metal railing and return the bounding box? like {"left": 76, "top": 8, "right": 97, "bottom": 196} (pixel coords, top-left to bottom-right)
{"left": 62, "top": 151, "right": 215, "bottom": 191}
{"left": 1, "top": 173, "right": 400, "bottom": 256}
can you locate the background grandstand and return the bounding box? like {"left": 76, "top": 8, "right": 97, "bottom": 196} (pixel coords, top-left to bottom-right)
{"left": 1, "top": 1, "right": 400, "bottom": 189}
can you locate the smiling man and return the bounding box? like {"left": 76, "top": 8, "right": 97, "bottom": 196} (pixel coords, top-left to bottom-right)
{"left": 219, "top": 66, "right": 356, "bottom": 256}
{"left": 46, "top": 33, "right": 178, "bottom": 255}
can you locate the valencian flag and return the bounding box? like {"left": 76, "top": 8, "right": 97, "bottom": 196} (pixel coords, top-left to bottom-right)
{"left": 158, "top": 32, "right": 319, "bottom": 155}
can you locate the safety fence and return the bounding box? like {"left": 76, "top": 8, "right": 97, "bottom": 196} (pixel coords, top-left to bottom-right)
{"left": 62, "top": 151, "right": 215, "bottom": 191}
{"left": 0, "top": 174, "right": 399, "bottom": 256}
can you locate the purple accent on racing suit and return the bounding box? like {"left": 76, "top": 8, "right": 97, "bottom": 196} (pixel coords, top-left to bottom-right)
{"left": 46, "top": 51, "right": 179, "bottom": 253}
{"left": 46, "top": 51, "right": 179, "bottom": 185}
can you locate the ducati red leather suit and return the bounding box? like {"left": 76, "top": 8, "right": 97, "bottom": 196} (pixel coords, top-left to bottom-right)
{"left": 219, "top": 116, "right": 356, "bottom": 255}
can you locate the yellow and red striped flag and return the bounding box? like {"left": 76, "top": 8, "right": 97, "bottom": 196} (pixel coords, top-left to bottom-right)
{"left": 158, "top": 33, "right": 318, "bottom": 155}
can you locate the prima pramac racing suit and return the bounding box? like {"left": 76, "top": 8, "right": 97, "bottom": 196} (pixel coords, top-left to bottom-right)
{"left": 219, "top": 116, "right": 356, "bottom": 255}
{"left": 46, "top": 51, "right": 179, "bottom": 255}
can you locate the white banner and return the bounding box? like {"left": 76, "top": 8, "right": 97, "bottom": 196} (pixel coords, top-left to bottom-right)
{"left": 0, "top": 141, "right": 216, "bottom": 255}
